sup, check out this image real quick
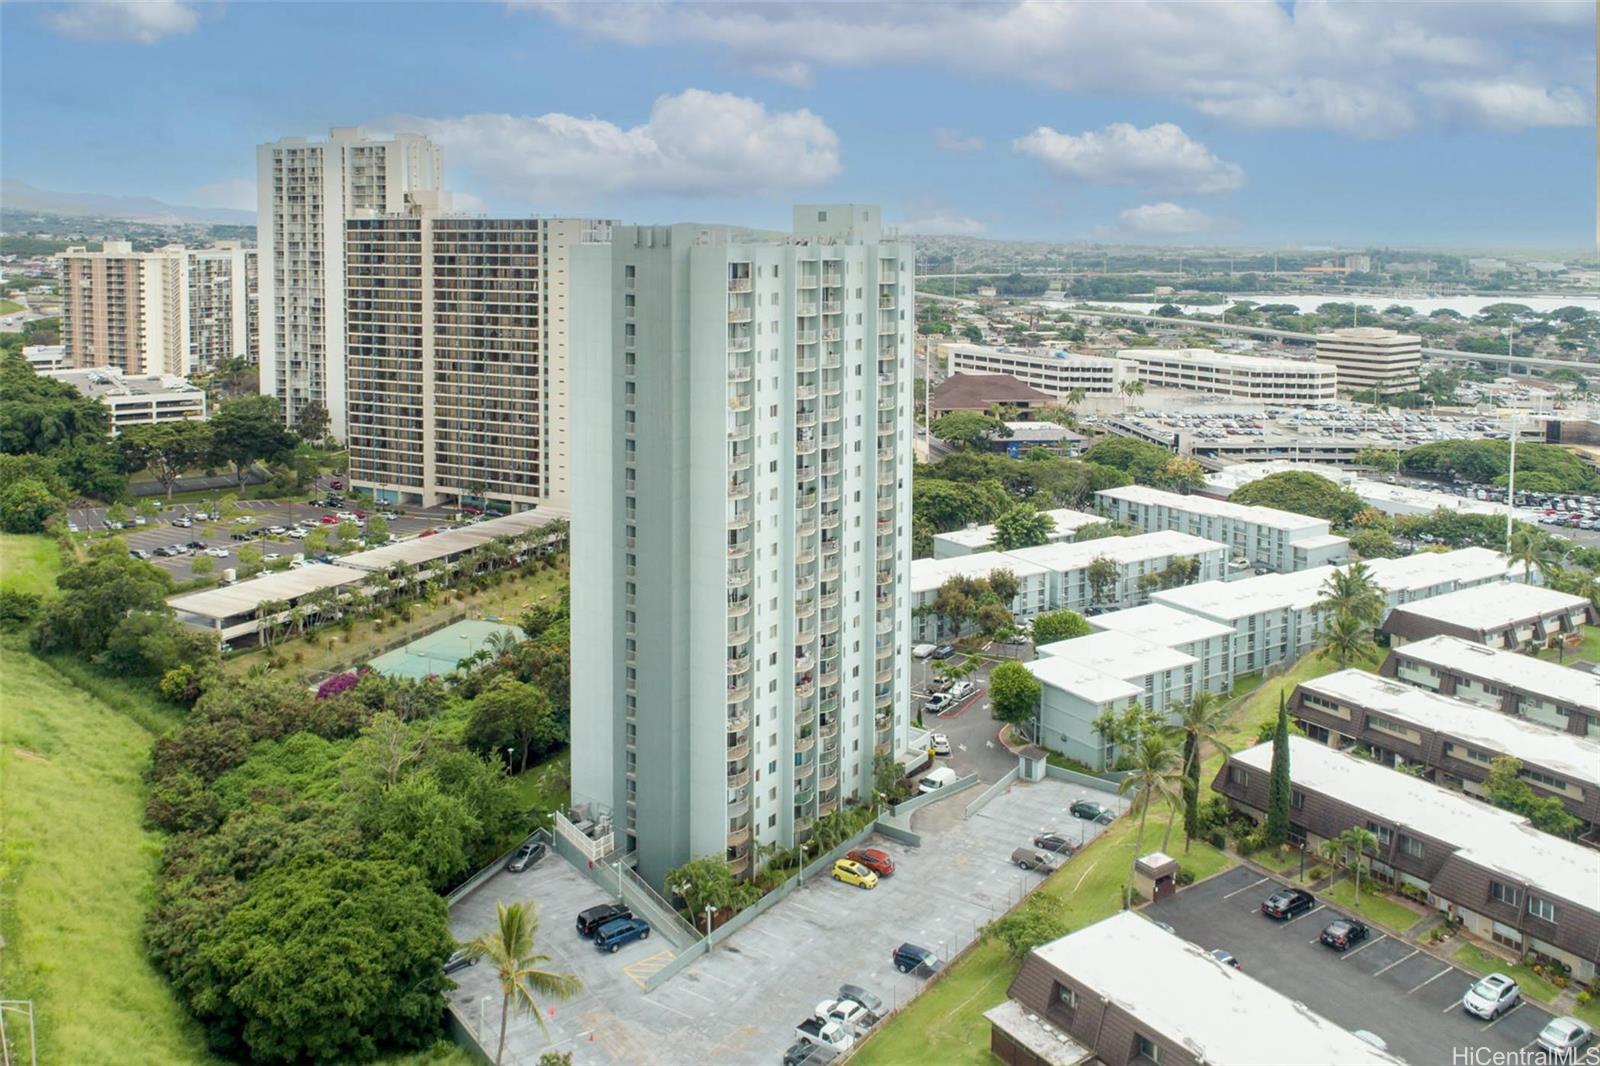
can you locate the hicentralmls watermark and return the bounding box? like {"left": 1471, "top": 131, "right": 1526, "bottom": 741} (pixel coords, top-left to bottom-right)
{"left": 1453, "top": 1045, "right": 1600, "bottom": 1066}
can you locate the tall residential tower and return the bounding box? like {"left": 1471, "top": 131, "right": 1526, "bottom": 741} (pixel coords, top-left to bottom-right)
{"left": 256, "top": 127, "right": 442, "bottom": 434}
{"left": 570, "top": 205, "right": 915, "bottom": 885}
{"left": 187, "top": 241, "right": 259, "bottom": 370}
{"left": 58, "top": 241, "right": 189, "bottom": 375}
{"left": 344, "top": 191, "right": 610, "bottom": 512}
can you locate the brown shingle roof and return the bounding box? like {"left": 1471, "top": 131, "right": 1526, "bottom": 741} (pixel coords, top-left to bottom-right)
{"left": 930, "top": 373, "right": 1055, "bottom": 414}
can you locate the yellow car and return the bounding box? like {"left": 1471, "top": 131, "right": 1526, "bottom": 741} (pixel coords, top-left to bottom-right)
{"left": 832, "top": 858, "right": 879, "bottom": 890}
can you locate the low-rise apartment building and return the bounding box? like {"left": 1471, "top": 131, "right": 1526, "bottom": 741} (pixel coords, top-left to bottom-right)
{"left": 930, "top": 507, "right": 1103, "bottom": 558}
{"left": 1289, "top": 669, "right": 1600, "bottom": 829}
{"left": 1381, "top": 634, "right": 1600, "bottom": 736}
{"left": 1215, "top": 737, "right": 1600, "bottom": 980}
{"left": 1116, "top": 347, "right": 1337, "bottom": 406}
{"left": 1152, "top": 548, "right": 1518, "bottom": 676}
{"left": 990, "top": 910, "right": 1399, "bottom": 1066}
{"left": 1381, "top": 582, "right": 1595, "bottom": 650}
{"left": 1095, "top": 484, "right": 1349, "bottom": 572}
{"left": 910, "top": 551, "right": 1053, "bottom": 643}
{"left": 42, "top": 366, "right": 206, "bottom": 434}
{"left": 1315, "top": 327, "right": 1421, "bottom": 396}
{"left": 1087, "top": 602, "right": 1236, "bottom": 696}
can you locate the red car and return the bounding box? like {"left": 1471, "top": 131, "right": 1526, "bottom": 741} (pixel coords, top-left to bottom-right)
{"left": 329, "top": 479, "right": 344, "bottom": 489}
{"left": 461, "top": 505, "right": 483, "bottom": 516}
{"left": 319, "top": 515, "right": 339, "bottom": 525}
{"left": 419, "top": 528, "right": 438, "bottom": 538}
{"left": 847, "top": 848, "right": 895, "bottom": 877}
{"left": 353, "top": 510, "right": 367, "bottom": 519}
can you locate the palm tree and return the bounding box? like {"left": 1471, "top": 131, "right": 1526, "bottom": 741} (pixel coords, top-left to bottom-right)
{"left": 1317, "top": 837, "right": 1345, "bottom": 881}
{"left": 1549, "top": 566, "right": 1600, "bottom": 610}
{"left": 1319, "top": 611, "right": 1376, "bottom": 669}
{"left": 466, "top": 901, "right": 581, "bottom": 1066}
{"left": 1335, "top": 827, "right": 1379, "bottom": 903}
{"left": 485, "top": 628, "right": 521, "bottom": 662}
{"left": 1118, "top": 731, "right": 1184, "bottom": 904}
{"left": 1316, "top": 562, "right": 1384, "bottom": 628}
{"left": 1118, "top": 379, "right": 1146, "bottom": 411}
{"left": 1507, "top": 527, "right": 1551, "bottom": 584}
{"left": 1176, "top": 691, "right": 1232, "bottom": 850}
{"left": 1064, "top": 387, "right": 1087, "bottom": 409}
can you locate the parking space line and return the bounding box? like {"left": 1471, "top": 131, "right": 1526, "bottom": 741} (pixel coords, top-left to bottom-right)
{"left": 1222, "top": 876, "right": 1269, "bottom": 900}
{"left": 1407, "top": 966, "right": 1453, "bottom": 994}
{"left": 1282, "top": 904, "right": 1323, "bottom": 925}
{"left": 1482, "top": 1003, "right": 1521, "bottom": 1031}
{"left": 1336, "top": 934, "right": 1387, "bottom": 959}
{"left": 1372, "top": 948, "right": 1419, "bottom": 976}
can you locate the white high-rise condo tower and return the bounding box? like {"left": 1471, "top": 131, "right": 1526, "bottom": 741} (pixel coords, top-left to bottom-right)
{"left": 570, "top": 205, "right": 915, "bottom": 886}
{"left": 256, "top": 127, "right": 442, "bottom": 434}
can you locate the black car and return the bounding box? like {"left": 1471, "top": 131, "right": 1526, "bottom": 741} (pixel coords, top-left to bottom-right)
{"left": 930, "top": 644, "right": 956, "bottom": 659}
{"left": 443, "top": 948, "right": 477, "bottom": 975}
{"left": 1033, "top": 833, "right": 1078, "bottom": 855}
{"left": 1261, "top": 887, "right": 1317, "bottom": 920}
{"left": 1320, "top": 918, "right": 1370, "bottom": 950}
{"left": 506, "top": 840, "right": 546, "bottom": 873}
{"left": 1210, "top": 948, "right": 1241, "bottom": 970}
{"left": 783, "top": 1040, "right": 838, "bottom": 1066}
{"left": 576, "top": 902, "right": 633, "bottom": 938}
{"left": 1070, "top": 800, "right": 1114, "bottom": 824}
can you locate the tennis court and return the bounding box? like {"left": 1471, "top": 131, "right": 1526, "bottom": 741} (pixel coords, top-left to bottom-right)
{"left": 366, "top": 619, "right": 523, "bottom": 679}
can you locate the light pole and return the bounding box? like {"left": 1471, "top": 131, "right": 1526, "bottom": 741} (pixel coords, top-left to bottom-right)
{"left": 505, "top": 746, "right": 515, "bottom": 775}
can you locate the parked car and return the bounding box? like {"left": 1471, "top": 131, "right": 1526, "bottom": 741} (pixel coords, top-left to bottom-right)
{"left": 1209, "top": 949, "right": 1241, "bottom": 970}
{"left": 930, "top": 644, "right": 956, "bottom": 659}
{"left": 1011, "top": 848, "right": 1060, "bottom": 873}
{"left": 929, "top": 732, "right": 952, "bottom": 756}
{"left": 1536, "top": 1016, "right": 1593, "bottom": 1057}
{"left": 172, "top": 516, "right": 193, "bottom": 528}
{"left": 443, "top": 948, "right": 477, "bottom": 975}
{"left": 320, "top": 515, "right": 339, "bottom": 524}
{"left": 1032, "top": 833, "right": 1077, "bottom": 855}
{"left": 794, "top": 1017, "right": 854, "bottom": 1054}
{"left": 1070, "top": 800, "right": 1114, "bottom": 824}
{"left": 946, "top": 680, "right": 977, "bottom": 701}
{"left": 130, "top": 548, "right": 153, "bottom": 560}
{"left": 836, "top": 983, "right": 884, "bottom": 1019}
{"left": 1462, "top": 973, "right": 1520, "bottom": 1020}
{"left": 506, "top": 840, "right": 546, "bottom": 873}
{"left": 926, "top": 676, "right": 952, "bottom": 695}
{"left": 1260, "top": 888, "right": 1316, "bottom": 920}
{"left": 575, "top": 903, "right": 633, "bottom": 938}
{"left": 782, "top": 1039, "right": 838, "bottom": 1066}
{"left": 831, "top": 858, "right": 878, "bottom": 890}
{"left": 329, "top": 479, "right": 344, "bottom": 489}
{"left": 918, "top": 767, "right": 960, "bottom": 794}
{"left": 593, "top": 916, "right": 652, "bottom": 953}
{"left": 204, "top": 546, "right": 230, "bottom": 558}
{"left": 923, "top": 693, "right": 952, "bottom": 714}
{"left": 846, "top": 848, "right": 895, "bottom": 877}
{"left": 892, "top": 942, "right": 940, "bottom": 976}
{"left": 1319, "top": 918, "right": 1369, "bottom": 951}
{"left": 814, "top": 998, "right": 873, "bottom": 1032}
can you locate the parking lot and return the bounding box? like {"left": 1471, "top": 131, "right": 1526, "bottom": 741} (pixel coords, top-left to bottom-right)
{"left": 1147, "top": 866, "right": 1555, "bottom": 1065}
{"left": 910, "top": 649, "right": 1032, "bottom": 784}
{"left": 448, "top": 776, "right": 1122, "bottom": 1065}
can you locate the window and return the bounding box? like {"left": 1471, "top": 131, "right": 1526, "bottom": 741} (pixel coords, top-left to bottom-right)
{"left": 1397, "top": 834, "right": 1424, "bottom": 859}
{"left": 1366, "top": 821, "right": 1393, "bottom": 848}
{"left": 1226, "top": 765, "right": 1249, "bottom": 787}
{"left": 1136, "top": 1034, "right": 1162, "bottom": 1064}
{"left": 1490, "top": 881, "right": 1521, "bottom": 908}
{"left": 1055, "top": 984, "right": 1076, "bottom": 1010}
{"left": 1291, "top": 789, "right": 1304, "bottom": 811}
{"left": 1529, "top": 897, "right": 1557, "bottom": 923}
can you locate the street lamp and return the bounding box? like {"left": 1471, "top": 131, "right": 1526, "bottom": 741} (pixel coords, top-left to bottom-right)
{"left": 505, "top": 746, "right": 515, "bottom": 775}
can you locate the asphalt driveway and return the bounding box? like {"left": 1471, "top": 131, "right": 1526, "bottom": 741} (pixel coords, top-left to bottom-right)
{"left": 1146, "top": 866, "right": 1555, "bottom": 1065}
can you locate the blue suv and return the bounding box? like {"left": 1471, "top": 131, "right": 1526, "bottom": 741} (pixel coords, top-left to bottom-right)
{"left": 593, "top": 917, "right": 652, "bottom": 953}
{"left": 892, "top": 942, "right": 940, "bottom": 976}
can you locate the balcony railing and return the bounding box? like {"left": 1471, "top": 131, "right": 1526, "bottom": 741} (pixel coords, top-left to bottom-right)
{"left": 729, "top": 336, "right": 753, "bottom": 353}
{"left": 728, "top": 708, "right": 751, "bottom": 732}
{"left": 727, "top": 738, "right": 751, "bottom": 761}
{"left": 822, "top": 328, "right": 841, "bottom": 342}
{"left": 796, "top": 330, "right": 818, "bottom": 345}
{"left": 727, "top": 680, "right": 751, "bottom": 702}
{"left": 728, "top": 511, "right": 752, "bottom": 531}
{"left": 729, "top": 277, "right": 752, "bottom": 292}
{"left": 729, "top": 366, "right": 753, "bottom": 382}
{"left": 728, "top": 768, "right": 751, "bottom": 788}
{"left": 796, "top": 385, "right": 818, "bottom": 401}
{"left": 729, "top": 394, "right": 752, "bottom": 412}
{"left": 821, "top": 276, "right": 842, "bottom": 289}
{"left": 795, "top": 731, "right": 816, "bottom": 752}
{"left": 728, "top": 307, "right": 753, "bottom": 323}
{"left": 797, "top": 303, "right": 819, "bottom": 316}
{"left": 730, "top": 449, "right": 752, "bottom": 471}
{"left": 796, "top": 354, "right": 818, "bottom": 372}
{"left": 727, "top": 567, "right": 751, "bottom": 588}
{"left": 727, "top": 654, "right": 751, "bottom": 676}
{"left": 796, "top": 435, "right": 818, "bottom": 455}
{"left": 728, "top": 823, "right": 752, "bottom": 847}
{"left": 728, "top": 480, "right": 751, "bottom": 501}
{"left": 727, "top": 596, "right": 752, "bottom": 619}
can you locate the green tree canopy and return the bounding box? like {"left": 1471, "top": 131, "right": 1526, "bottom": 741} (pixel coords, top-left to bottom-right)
{"left": 1029, "top": 609, "right": 1091, "bottom": 646}
{"left": 1230, "top": 470, "right": 1365, "bottom": 525}
{"left": 990, "top": 503, "right": 1056, "bottom": 551}
{"left": 120, "top": 420, "right": 214, "bottom": 500}
{"left": 209, "top": 395, "right": 296, "bottom": 486}
{"left": 931, "top": 411, "right": 1011, "bottom": 450}
{"left": 988, "top": 660, "right": 1042, "bottom": 728}
{"left": 30, "top": 540, "right": 173, "bottom": 656}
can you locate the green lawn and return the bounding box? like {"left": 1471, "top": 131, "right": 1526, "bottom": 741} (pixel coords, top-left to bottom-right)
{"left": 511, "top": 748, "right": 571, "bottom": 824}
{"left": 1322, "top": 878, "right": 1424, "bottom": 933}
{"left": 0, "top": 533, "right": 62, "bottom": 598}
{"left": 1451, "top": 943, "right": 1561, "bottom": 1006}
{"left": 1214, "top": 646, "right": 1382, "bottom": 756}
{"left": 853, "top": 806, "right": 1233, "bottom": 1066}
{"left": 0, "top": 298, "right": 24, "bottom": 315}
{"left": 0, "top": 638, "right": 212, "bottom": 1065}
{"left": 1537, "top": 626, "right": 1600, "bottom": 665}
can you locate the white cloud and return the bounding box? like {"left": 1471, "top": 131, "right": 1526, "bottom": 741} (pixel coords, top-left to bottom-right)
{"left": 1117, "top": 202, "right": 1217, "bottom": 237}
{"left": 1013, "top": 122, "right": 1243, "bottom": 195}
{"left": 43, "top": 0, "right": 200, "bottom": 44}
{"left": 190, "top": 178, "right": 255, "bottom": 212}
{"left": 374, "top": 90, "right": 839, "bottom": 203}
{"left": 934, "top": 128, "right": 985, "bottom": 153}
{"left": 896, "top": 209, "right": 987, "bottom": 237}
{"left": 525, "top": 1, "right": 1593, "bottom": 135}
{"left": 1421, "top": 80, "right": 1589, "bottom": 129}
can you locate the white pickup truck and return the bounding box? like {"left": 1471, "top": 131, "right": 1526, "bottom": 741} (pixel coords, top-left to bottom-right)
{"left": 795, "top": 1017, "right": 854, "bottom": 1053}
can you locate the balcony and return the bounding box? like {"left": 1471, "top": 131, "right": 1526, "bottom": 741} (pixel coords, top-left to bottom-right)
{"left": 878, "top": 395, "right": 896, "bottom": 411}
{"left": 728, "top": 767, "right": 751, "bottom": 789}
{"left": 878, "top": 468, "right": 896, "bottom": 487}
{"left": 727, "top": 680, "right": 751, "bottom": 702}
{"left": 820, "top": 614, "right": 840, "bottom": 635}
{"left": 729, "top": 277, "right": 752, "bottom": 292}
{"left": 728, "top": 707, "right": 751, "bottom": 732}
{"left": 728, "top": 789, "right": 751, "bottom": 819}
{"left": 820, "top": 509, "right": 841, "bottom": 530}
{"left": 821, "top": 378, "right": 841, "bottom": 396}
{"left": 821, "top": 278, "right": 842, "bottom": 292}
{"left": 797, "top": 302, "right": 818, "bottom": 317}
{"left": 727, "top": 736, "right": 751, "bottom": 761}
{"left": 796, "top": 517, "right": 818, "bottom": 539}
{"left": 796, "top": 330, "right": 818, "bottom": 345}
{"left": 727, "top": 653, "right": 752, "bottom": 676}
{"left": 727, "top": 596, "right": 752, "bottom": 619}
{"left": 796, "top": 354, "right": 818, "bottom": 372}
{"left": 879, "top": 297, "right": 895, "bottom": 309}
{"left": 819, "top": 797, "right": 839, "bottom": 816}
{"left": 796, "top": 410, "right": 818, "bottom": 429}
{"left": 729, "top": 393, "right": 752, "bottom": 412}
{"left": 876, "top": 614, "right": 893, "bottom": 634}
{"left": 728, "top": 621, "right": 752, "bottom": 643}
{"left": 728, "top": 306, "right": 753, "bottom": 323}
{"left": 730, "top": 449, "right": 753, "bottom": 471}
{"left": 796, "top": 544, "right": 817, "bottom": 566}
{"left": 794, "top": 814, "right": 815, "bottom": 834}
{"left": 728, "top": 510, "right": 752, "bottom": 531}
{"left": 819, "top": 664, "right": 840, "bottom": 687}
{"left": 796, "top": 491, "right": 818, "bottom": 511}
{"left": 819, "top": 771, "right": 839, "bottom": 792}
{"left": 798, "top": 275, "right": 819, "bottom": 289}
{"left": 822, "top": 328, "right": 842, "bottom": 342}
{"left": 796, "top": 384, "right": 818, "bottom": 401}
{"left": 877, "top": 518, "right": 893, "bottom": 535}
{"left": 876, "top": 665, "right": 893, "bottom": 685}
{"left": 728, "top": 851, "right": 752, "bottom": 876}
{"left": 795, "top": 731, "right": 816, "bottom": 753}
{"left": 729, "top": 336, "right": 753, "bottom": 353}
{"left": 728, "top": 822, "right": 752, "bottom": 848}
{"left": 820, "top": 460, "right": 841, "bottom": 477}
{"left": 728, "top": 479, "right": 751, "bottom": 501}
{"left": 795, "top": 596, "right": 817, "bottom": 619}
{"left": 729, "top": 365, "right": 754, "bottom": 383}
{"left": 729, "top": 421, "right": 752, "bottom": 442}
{"left": 727, "top": 567, "right": 751, "bottom": 588}
{"left": 796, "top": 435, "right": 818, "bottom": 455}
{"left": 795, "top": 703, "right": 817, "bottom": 729}
{"left": 794, "top": 652, "right": 815, "bottom": 674}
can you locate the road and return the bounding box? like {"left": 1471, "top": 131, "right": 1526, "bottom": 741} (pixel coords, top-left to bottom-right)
{"left": 910, "top": 645, "right": 1035, "bottom": 784}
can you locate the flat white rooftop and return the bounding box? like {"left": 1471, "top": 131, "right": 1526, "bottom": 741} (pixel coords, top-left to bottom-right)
{"left": 1025, "top": 655, "right": 1143, "bottom": 704}
{"left": 1388, "top": 581, "right": 1591, "bottom": 630}
{"left": 1086, "top": 603, "right": 1237, "bottom": 648}
{"left": 1302, "top": 669, "right": 1600, "bottom": 783}
{"left": 1098, "top": 484, "right": 1328, "bottom": 533}
{"left": 168, "top": 563, "right": 369, "bottom": 622}
{"left": 1006, "top": 529, "right": 1226, "bottom": 572}
{"left": 932, "top": 508, "right": 1102, "bottom": 551}
{"left": 337, "top": 511, "right": 559, "bottom": 571}
{"left": 1232, "top": 737, "right": 1600, "bottom": 912}
{"left": 1035, "top": 630, "right": 1197, "bottom": 679}
{"left": 1395, "top": 635, "right": 1600, "bottom": 713}
{"left": 1033, "top": 911, "right": 1401, "bottom": 1065}
{"left": 910, "top": 550, "right": 1054, "bottom": 596}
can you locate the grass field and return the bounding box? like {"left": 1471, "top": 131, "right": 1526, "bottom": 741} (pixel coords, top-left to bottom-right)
{"left": 511, "top": 747, "right": 572, "bottom": 818}
{"left": 1450, "top": 943, "right": 1561, "bottom": 1007}
{"left": 0, "top": 533, "right": 62, "bottom": 598}
{"left": 0, "top": 298, "right": 23, "bottom": 315}
{"left": 1322, "top": 877, "right": 1424, "bottom": 932}
{"left": 1538, "top": 626, "right": 1600, "bottom": 665}
{"left": 0, "top": 638, "right": 211, "bottom": 1066}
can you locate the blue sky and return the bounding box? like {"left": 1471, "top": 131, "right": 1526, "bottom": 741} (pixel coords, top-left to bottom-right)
{"left": 1, "top": 1, "right": 1593, "bottom": 247}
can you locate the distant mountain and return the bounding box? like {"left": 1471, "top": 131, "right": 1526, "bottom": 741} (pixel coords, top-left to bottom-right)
{"left": 1, "top": 179, "right": 255, "bottom": 226}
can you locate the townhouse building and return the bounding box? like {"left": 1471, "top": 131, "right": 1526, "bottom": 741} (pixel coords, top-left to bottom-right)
{"left": 1380, "top": 582, "right": 1596, "bottom": 650}
{"left": 1381, "top": 635, "right": 1600, "bottom": 736}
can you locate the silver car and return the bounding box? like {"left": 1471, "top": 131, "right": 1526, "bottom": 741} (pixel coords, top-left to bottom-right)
{"left": 1537, "top": 1016, "right": 1593, "bottom": 1057}
{"left": 1461, "top": 973, "right": 1520, "bottom": 1020}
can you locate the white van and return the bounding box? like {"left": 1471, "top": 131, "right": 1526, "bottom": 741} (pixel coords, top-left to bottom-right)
{"left": 918, "top": 767, "right": 960, "bottom": 795}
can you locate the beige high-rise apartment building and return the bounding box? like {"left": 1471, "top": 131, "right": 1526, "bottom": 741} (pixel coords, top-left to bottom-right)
{"left": 1315, "top": 326, "right": 1422, "bottom": 396}
{"left": 187, "top": 241, "right": 259, "bottom": 370}
{"left": 257, "top": 127, "right": 442, "bottom": 435}
{"left": 344, "top": 191, "right": 610, "bottom": 512}
{"left": 58, "top": 241, "right": 189, "bottom": 375}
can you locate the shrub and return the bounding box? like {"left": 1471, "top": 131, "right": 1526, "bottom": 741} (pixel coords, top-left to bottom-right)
{"left": 316, "top": 671, "right": 363, "bottom": 700}
{"left": 1207, "top": 828, "right": 1226, "bottom": 849}
{"left": 1175, "top": 867, "right": 1195, "bottom": 887}
{"left": 1307, "top": 866, "right": 1328, "bottom": 881}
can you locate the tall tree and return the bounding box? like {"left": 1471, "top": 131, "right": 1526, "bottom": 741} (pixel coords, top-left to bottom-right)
{"left": 990, "top": 503, "right": 1057, "bottom": 551}
{"left": 466, "top": 901, "right": 581, "bottom": 1066}
{"left": 988, "top": 660, "right": 1042, "bottom": 731}
{"left": 1085, "top": 556, "right": 1118, "bottom": 606}
{"left": 296, "top": 400, "right": 332, "bottom": 446}
{"left": 1507, "top": 526, "right": 1552, "bottom": 583}
{"left": 1316, "top": 562, "right": 1385, "bottom": 628}
{"left": 1118, "top": 731, "right": 1183, "bottom": 904}
{"left": 208, "top": 395, "right": 296, "bottom": 486}
{"left": 1319, "top": 611, "right": 1376, "bottom": 669}
{"left": 1264, "top": 693, "right": 1292, "bottom": 846}
{"left": 1177, "top": 691, "right": 1231, "bottom": 849}
{"left": 931, "top": 411, "right": 1011, "bottom": 450}
{"left": 119, "top": 421, "right": 213, "bottom": 500}
{"left": 1335, "top": 827, "right": 1379, "bottom": 902}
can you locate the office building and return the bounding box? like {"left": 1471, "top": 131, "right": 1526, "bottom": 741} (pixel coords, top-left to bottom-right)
{"left": 990, "top": 911, "right": 1399, "bottom": 1066}
{"left": 1216, "top": 737, "right": 1600, "bottom": 981}
{"left": 569, "top": 205, "right": 914, "bottom": 885}
{"left": 1315, "top": 327, "right": 1422, "bottom": 396}
{"left": 23, "top": 344, "right": 65, "bottom": 372}
{"left": 1380, "top": 582, "right": 1594, "bottom": 650}
{"left": 257, "top": 127, "right": 443, "bottom": 434}
{"left": 186, "top": 241, "right": 259, "bottom": 370}
{"left": 1096, "top": 484, "right": 1349, "bottom": 572}
{"left": 344, "top": 191, "right": 609, "bottom": 511}
{"left": 940, "top": 343, "right": 1120, "bottom": 399}
{"left": 58, "top": 241, "right": 189, "bottom": 375}
{"left": 42, "top": 366, "right": 206, "bottom": 434}
{"left": 1116, "top": 348, "right": 1337, "bottom": 405}
{"left": 1381, "top": 634, "right": 1600, "bottom": 735}
{"left": 930, "top": 507, "right": 1102, "bottom": 558}
{"left": 1289, "top": 669, "right": 1600, "bottom": 829}
{"left": 927, "top": 372, "right": 1055, "bottom": 418}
